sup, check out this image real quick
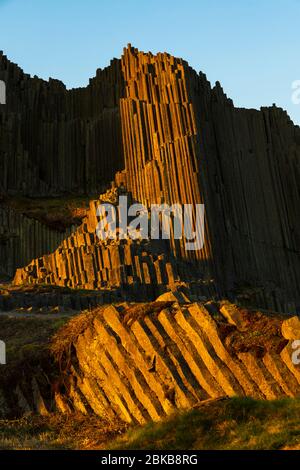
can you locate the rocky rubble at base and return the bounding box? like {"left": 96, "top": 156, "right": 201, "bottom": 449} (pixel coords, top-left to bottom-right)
{"left": 12, "top": 188, "right": 217, "bottom": 303}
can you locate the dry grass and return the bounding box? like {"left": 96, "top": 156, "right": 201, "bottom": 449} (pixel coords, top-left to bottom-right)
{"left": 49, "top": 308, "right": 100, "bottom": 366}
{"left": 0, "top": 413, "right": 127, "bottom": 450}
{"left": 217, "top": 304, "right": 288, "bottom": 358}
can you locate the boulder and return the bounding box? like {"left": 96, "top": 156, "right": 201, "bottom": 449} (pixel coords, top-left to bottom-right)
{"left": 156, "top": 290, "right": 190, "bottom": 304}
{"left": 281, "top": 316, "right": 300, "bottom": 340}
{"left": 220, "top": 301, "right": 246, "bottom": 330}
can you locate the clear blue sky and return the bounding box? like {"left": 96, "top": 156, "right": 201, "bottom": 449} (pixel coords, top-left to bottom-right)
{"left": 0, "top": 0, "right": 299, "bottom": 124}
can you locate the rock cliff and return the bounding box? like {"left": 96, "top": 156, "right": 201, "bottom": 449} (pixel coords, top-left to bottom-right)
{"left": 1, "top": 45, "right": 299, "bottom": 311}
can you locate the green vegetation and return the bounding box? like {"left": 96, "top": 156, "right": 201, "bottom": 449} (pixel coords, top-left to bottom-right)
{"left": 110, "top": 397, "right": 300, "bottom": 450}
{"left": 1, "top": 397, "right": 300, "bottom": 450}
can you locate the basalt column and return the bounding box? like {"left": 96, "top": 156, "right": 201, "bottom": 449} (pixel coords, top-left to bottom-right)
{"left": 3, "top": 45, "right": 300, "bottom": 311}
{"left": 118, "top": 46, "right": 213, "bottom": 281}
{"left": 0, "top": 53, "right": 125, "bottom": 196}
{"left": 118, "top": 46, "right": 300, "bottom": 310}
{"left": 186, "top": 66, "right": 300, "bottom": 311}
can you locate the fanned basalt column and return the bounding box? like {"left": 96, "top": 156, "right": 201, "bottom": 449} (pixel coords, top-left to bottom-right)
{"left": 49, "top": 303, "right": 300, "bottom": 422}
{"left": 3, "top": 301, "right": 299, "bottom": 421}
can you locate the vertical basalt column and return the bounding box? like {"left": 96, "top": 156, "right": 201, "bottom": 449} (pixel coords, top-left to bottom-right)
{"left": 118, "top": 45, "right": 300, "bottom": 309}
{"left": 186, "top": 65, "right": 300, "bottom": 309}
{"left": 119, "top": 45, "right": 213, "bottom": 280}
{"left": 0, "top": 53, "right": 125, "bottom": 196}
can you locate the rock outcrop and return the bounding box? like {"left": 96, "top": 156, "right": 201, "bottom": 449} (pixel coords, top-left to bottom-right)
{"left": 1, "top": 45, "right": 300, "bottom": 311}
{"left": 2, "top": 301, "right": 300, "bottom": 421}
{"left": 51, "top": 302, "right": 299, "bottom": 423}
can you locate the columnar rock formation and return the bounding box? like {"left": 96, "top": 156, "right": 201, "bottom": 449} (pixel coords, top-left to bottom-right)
{"left": 188, "top": 69, "right": 300, "bottom": 314}
{"left": 1, "top": 46, "right": 300, "bottom": 311}
{"left": 0, "top": 51, "right": 124, "bottom": 196}
{"left": 13, "top": 195, "right": 181, "bottom": 296}
{"left": 117, "top": 46, "right": 300, "bottom": 311}
{"left": 0, "top": 206, "right": 74, "bottom": 278}
{"left": 52, "top": 302, "right": 300, "bottom": 422}
{"left": 14, "top": 188, "right": 214, "bottom": 300}
{"left": 117, "top": 47, "right": 209, "bottom": 272}
{"left": 3, "top": 301, "right": 300, "bottom": 420}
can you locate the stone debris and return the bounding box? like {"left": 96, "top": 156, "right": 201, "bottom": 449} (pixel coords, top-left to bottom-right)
{"left": 156, "top": 290, "right": 190, "bottom": 304}
{"left": 220, "top": 301, "right": 247, "bottom": 331}
{"left": 281, "top": 316, "right": 300, "bottom": 340}
{"left": 12, "top": 189, "right": 216, "bottom": 301}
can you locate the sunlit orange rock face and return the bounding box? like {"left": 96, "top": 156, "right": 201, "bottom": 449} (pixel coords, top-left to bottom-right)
{"left": 9, "top": 301, "right": 300, "bottom": 421}
{"left": 1, "top": 45, "right": 299, "bottom": 311}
